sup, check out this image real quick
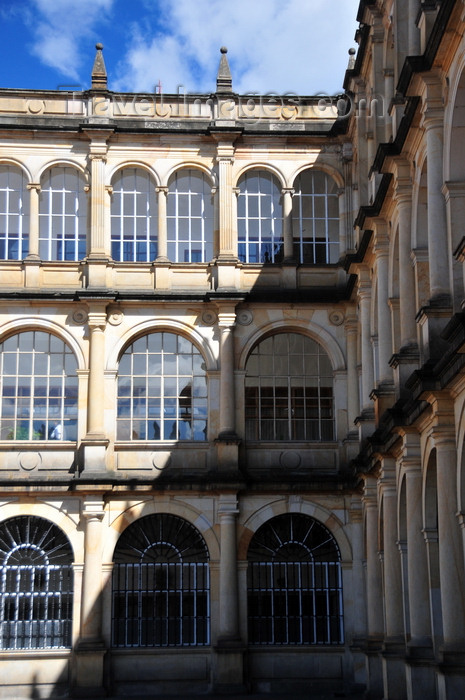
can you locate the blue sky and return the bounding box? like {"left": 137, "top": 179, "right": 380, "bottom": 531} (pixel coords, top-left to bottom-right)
{"left": 0, "top": 0, "right": 360, "bottom": 96}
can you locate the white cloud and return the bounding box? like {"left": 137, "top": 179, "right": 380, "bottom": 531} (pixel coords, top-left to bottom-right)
{"left": 114, "top": 0, "right": 360, "bottom": 96}
{"left": 29, "top": 0, "right": 113, "bottom": 82}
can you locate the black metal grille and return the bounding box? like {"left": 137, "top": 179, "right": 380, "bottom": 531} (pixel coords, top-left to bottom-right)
{"left": 0, "top": 516, "right": 74, "bottom": 650}
{"left": 247, "top": 560, "right": 343, "bottom": 645}
{"left": 112, "top": 562, "right": 210, "bottom": 647}
{"left": 247, "top": 514, "right": 344, "bottom": 646}
{"left": 112, "top": 514, "right": 210, "bottom": 647}
{"left": 0, "top": 564, "right": 73, "bottom": 649}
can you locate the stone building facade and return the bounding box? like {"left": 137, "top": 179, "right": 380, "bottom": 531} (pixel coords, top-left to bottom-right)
{"left": 1, "top": 1, "right": 465, "bottom": 698}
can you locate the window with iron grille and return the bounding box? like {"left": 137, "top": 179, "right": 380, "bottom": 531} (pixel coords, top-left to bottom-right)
{"left": 111, "top": 167, "right": 158, "bottom": 262}
{"left": 112, "top": 514, "right": 210, "bottom": 647}
{"left": 0, "top": 331, "right": 78, "bottom": 441}
{"left": 237, "top": 169, "right": 283, "bottom": 263}
{"left": 0, "top": 164, "right": 29, "bottom": 259}
{"left": 166, "top": 169, "right": 213, "bottom": 262}
{"left": 292, "top": 169, "right": 339, "bottom": 264}
{"left": 39, "top": 166, "right": 87, "bottom": 261}
{"left": 247, "top": 513, "right": 344, "bottom": 646}
{"left": 245, "top": 333, "right": 334, "bottom": 441}
{"left": 116, "top": 331, "right": 207, "bottom": 441}
{"left": 0, "top": 516, "right": 73, "bottom": 650}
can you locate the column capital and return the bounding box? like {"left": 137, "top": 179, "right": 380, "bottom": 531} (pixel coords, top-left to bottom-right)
{"left": 88, "top": 152, "right": 107, "bottom": 163}
{"left": 81, "top": 497, "right": 105, "bottom": 521}
{"left": 281, "top": 187, "right": 295, "bottom": 196}
{"left": 83, "top": 128, "right": 114, "bottom": 154}
{"left": 27, "top": 182, "right": 41, "bottom": 192}
{"left": 218, "top": 312, "right": 236, "bottom": 328}
{"left": 218, "top": 493, "right": 239, "bottom": 516}
{"left": 155, "top": 185, "right": 168, "bottom": 195}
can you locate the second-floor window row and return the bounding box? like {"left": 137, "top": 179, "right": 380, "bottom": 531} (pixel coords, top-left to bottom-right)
{"left": 1, "top": 165, "right": 341, "bottom": 265}
{"left": 0, "top": 330, "right": 335, "bottom": 444}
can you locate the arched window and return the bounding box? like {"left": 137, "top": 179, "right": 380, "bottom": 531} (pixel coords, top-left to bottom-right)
{"left": 0, "top": 331, "right": 78, "bottom": 441}
{"left": 112, "top": 513, "right": 210, "bottom": 647}
{"left": 167, "top": 169, "right": 213, "bottom": 262}
{"left": 247, "top": 513, "right": 343, "bottom": 645}
{"left": 237, "top": 169, "right": 283, "bottom": 263}
{"left": 117, "top": 332, "right": 207, "bottom": 441}
{"left": 0, "top": 164, "right": 29, "bottom": 260}
{"left": 245, "top": 333, "right": 334, "bottom": 441}
{"left": 0, "top": 516, "right": 73, "bottom": 649}
{"left": 292, "top": 169, "right": 339, "bottom": 264}
{"left": 39, "top": 166, "right": 87, "bottom": 260}
{"left": 111, "top": 167, "right": 157, "bottom": 262}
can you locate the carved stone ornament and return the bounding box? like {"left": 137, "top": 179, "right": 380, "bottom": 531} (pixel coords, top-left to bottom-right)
{"left": 202, "top": 310, "right": 217, "bottom": 326}
{"left": 72, "top": 308, "right": 88, "bottom": 325}
{"left": 107, "top": 309, "right": 124, "bottom": 326}
{"left": 329, "top": 310, "right": 345, "bottom": 326}
{"left": 237, "top": 309, "right": 253, "bottom": 326}
{"left": 19, "top": 452, "right": 41, "bottom": 471}
{"left": 279, "top": 451, "right": 301, "bottom": 469}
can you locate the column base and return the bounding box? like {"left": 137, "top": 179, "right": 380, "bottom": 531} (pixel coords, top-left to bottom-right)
{"left": 215, "top": 435, "right": 241, "bottom": 473}
{"left": 370, "top": 383, "right": 395, "bottom": 424}
{"left": 80, "top": 437, "right": 109, "bottom": 473}
{"left": 390, "top": 345, "right": 420, "bottom": 399}
{"left": 364, "top": 637, "right": 384, "bottom": 699}
{"left": 416, "top": 298, "right": 452, "bottom": 363}
{"left": 72, "top": 641, "right": 106, "bottom": 696}
{"left": 355, "top": 409, "right": 376, "bottom": 440}
{"left": 213, "top": 638, "right": 247, "bottom": 694}
{"left": 382, "top": 639, "right": 408, "bottom": 700}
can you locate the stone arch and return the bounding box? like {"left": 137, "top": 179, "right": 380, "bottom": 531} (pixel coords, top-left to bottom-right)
{"left": 233, "top": 163, "right": 286, "bottom": 190}
{"left": 108, "top": 161, "right": 160, "bottom": 187}
{"left": 165, "top": 162, "right": 216, "bottom": 189}
{"left": 239, "top": 319, "right": 346, "bottom": 372}
{"left": 0, "top": 158, "right": 32, "bottom": 182}
{"left": 104, "top": 499, "right": 219, "bottom": 564}
{"left": 0, "top": 316, "right": 86, "bottom": 370}
{"left": 37, "top": 159, "right": 89, "bottom": 184}
{"left": 107, "top": 318, "right": 216, "bottom": 372}
{"left": 290, "top": 162, "right": 344, "bottom": 190}
{"left": 239, "top": 498, "right": 352, "bottom": 564}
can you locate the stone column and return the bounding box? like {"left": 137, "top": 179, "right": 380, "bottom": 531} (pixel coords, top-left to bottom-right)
{"left": 86, "top": 306, "right": 107, "bottom": 437}
{"left": 216, "top": 305, "right": 240, "bottom": 472}
{"left": 215, "top": 494, "right": 244, "bottom": 692}
{"left": 395, "top": 180, "right": 417, "bottom": 349}
{"left": 434, "top": 428, "right": 465, "bottom": 648}
{"left": 214, "top": 135, "right": 237, "bottom": 260}
{"left": 282, "top": 187, "right": 294, "bottom": 261}
{"left": 84, "top": 130, "right": 113, "bottom": 259}
{"left": 88, "top": 155, "right": 108, "bottom": 258}
{"left": 156, "top": 186, "right": 168, "bottom": 261}
{"left": 82, "top": 302, "right": 109, "bottom": 471}
{"left": 373, "top": 223, "right": 393, "bottom": 387}
{"left": 421, "top": 88, "right": 451, "bottom": 302}
{"left": 217, "top": 309, "right": 237, "bottom": 439}
{"left": 402, "top": 435, "right": 432, "bottom": 648}
{"left": 379, "top": 460, "right": 407, "bottom": 700}
{"left": 400, "top": 431, "right": 436, "bottom": 700}
{"left": 408, "top": 0, "right": 421, "bottom": 55}
{"left": 442, "top": 181, "right": 465, "bottom": 310}
{"left": 362, "top": 474, "right": 384, "bottom": 697}
{"left": 358, "top": 267, "right": 375, "bottom": 414}
{"left": 26, "top": 183, "right": 40, "bottom": 259}
{"left": 431, "top": 411, "right": 465, "bottom": 697}
{"left": 345, "top": 313, "right": 359, "bottom": 432}
{"left": 74, "top": 497, "right": 106, "bottom": 692}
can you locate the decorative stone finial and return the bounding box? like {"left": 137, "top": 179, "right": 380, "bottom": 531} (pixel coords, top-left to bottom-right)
{"left": 216, "top": 46, "right": 233, "bottom": 93}
{"left": 348, "top": 48, "right": 356, "bottom": 70}
{"left": 91, "top": 43, "right": 107, "bottom": 91}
